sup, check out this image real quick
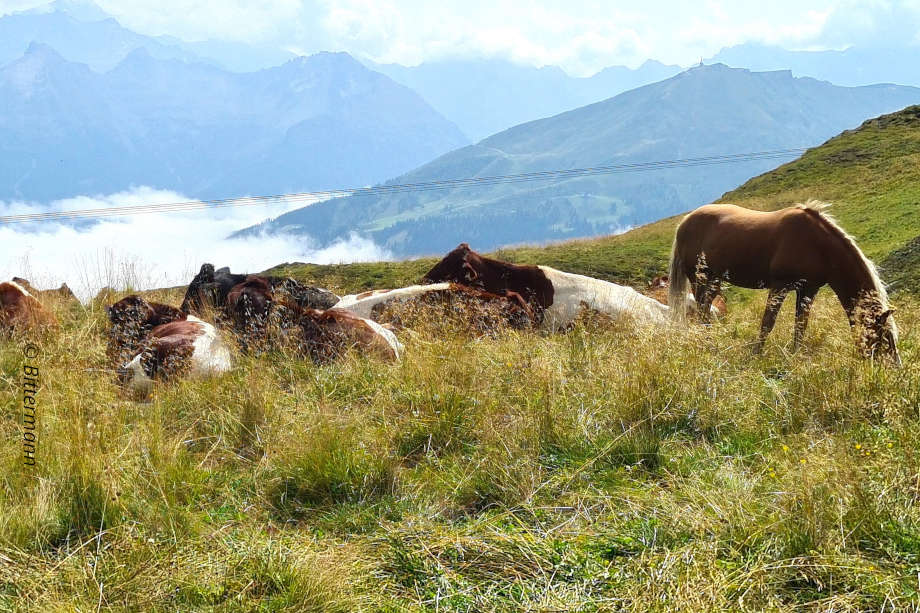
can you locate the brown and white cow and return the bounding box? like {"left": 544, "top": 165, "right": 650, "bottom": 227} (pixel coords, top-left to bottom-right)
{"left": 333, "top": 282, "right": 533, "bottom": 332}
{"left": 423, "top": 244, "right": 670, "bottom": 330}
{"left": 645, "top": 275, "right": 727, "bottom": 318}
{"left": 278, "top": 305, "right": 403, "bottom": 364}
{"left": 105, "top": 295, "right": 188, "bottom": 366}
{"left": 0, "top": 280, "right": 58, "bottom": 332}
{"left": 119, "top": 316, "right": 233, "bottom": 398}
{"left": 12, "top": 277, "right": 79, "bottom": 304}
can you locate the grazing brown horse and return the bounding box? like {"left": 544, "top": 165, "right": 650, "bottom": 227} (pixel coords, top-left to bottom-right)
{"left": 668, "top": 201, "right": 900, "bottom": 364}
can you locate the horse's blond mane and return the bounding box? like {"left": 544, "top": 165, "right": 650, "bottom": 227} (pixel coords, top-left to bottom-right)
{"left": 796, "top": 199, "right": 889, "bottom": 308}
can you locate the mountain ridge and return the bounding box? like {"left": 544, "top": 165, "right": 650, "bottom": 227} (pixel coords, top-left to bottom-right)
{"left": 0, "top": 45, "right": 469, "bottom": 202}
{"left": 241, "top": 64, "right": 920, "bottom": 258}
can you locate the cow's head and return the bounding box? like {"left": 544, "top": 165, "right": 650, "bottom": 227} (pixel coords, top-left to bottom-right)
{"left": 106, "top": 295, "right": 155, "bottom": 327}
{"left": 423, "top": 243, "right": 480, "bottom": 284}
{"left": 181, "top": 263, "right": 217, "bottom": 313}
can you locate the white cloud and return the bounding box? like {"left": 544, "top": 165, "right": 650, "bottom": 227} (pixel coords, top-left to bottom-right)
{"left": 0, "top": 187, "right": 391, "bottom": 301}
{"left": 1, "top": 0, "right": 918, "bottom": 75}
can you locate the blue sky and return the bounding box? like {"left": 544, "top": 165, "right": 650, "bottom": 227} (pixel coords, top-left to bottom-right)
{"left": 1, "top": 0, "right": 918, "bottom": 74}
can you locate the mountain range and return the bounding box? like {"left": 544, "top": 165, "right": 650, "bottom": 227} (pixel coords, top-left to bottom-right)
{"left": 710, "top": 42, "right": 920, "bottom": 89}
{"left": 0, "top": 44, "right": 467, "bottom": 202}
{"left": 0, "top": 0, "right": 294, "bottom": 72}
{"left": 367, "top": 58, "right": 682, "bottom": 141}
{"left": 242, "top": 64, "right": 920, "bottom": 257}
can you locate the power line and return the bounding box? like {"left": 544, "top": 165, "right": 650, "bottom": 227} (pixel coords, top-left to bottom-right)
{"left": 0, "top": 148, "right": 807, "bottom": 225}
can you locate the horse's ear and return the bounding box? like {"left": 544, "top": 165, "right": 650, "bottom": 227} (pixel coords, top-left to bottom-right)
{"left": 880, "top": 308, "right": 896, "bottom": 323}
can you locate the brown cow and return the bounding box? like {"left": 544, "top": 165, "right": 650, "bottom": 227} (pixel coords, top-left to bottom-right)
{"left": 12, "top": 277, "right": 78, "bottom": 304}
{"left": 275, "top": 305, "right": 403, "bottom": 364}
{"left": 423, "top": 244, "right": 670, "bottom": 330}
{"left": 181, "top": 263, "right": 338, "bottom": 316}
{"left": 0, "top": 280, "right": 58, "bottom": 332}
{"left": 226, "top": 276, "right": 274, "bottom": 351}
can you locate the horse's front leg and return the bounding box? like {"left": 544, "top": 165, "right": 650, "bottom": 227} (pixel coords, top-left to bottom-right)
{"left": 793, "top": 287, "right": 819, "bottom": 351}
{"left": 755, "top": 287, "right": 788, "bottom": 354}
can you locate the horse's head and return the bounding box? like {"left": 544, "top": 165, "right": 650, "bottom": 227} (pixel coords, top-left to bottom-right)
{"left": 857, "top": 298, "right": 901, "bottom": 367}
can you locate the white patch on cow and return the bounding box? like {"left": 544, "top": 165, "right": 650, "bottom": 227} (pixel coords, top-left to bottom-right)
{"left": 334, "top": 283, "right": 452, "bottom": 319}
{"left": 186, "top": 315, "right": 234, "bottom": 376}
{"left": 362, "top": 316, "right": 404, "bottom": 360}
{"left": 5, "top": 280, "right": 34, "bottom": 299}
{"left": 538, "top": 266, "right": 670, "bottom": 330}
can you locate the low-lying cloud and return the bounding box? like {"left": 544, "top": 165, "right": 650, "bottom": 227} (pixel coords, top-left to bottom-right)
{"left": 1, "top": 187, "right": 392, "bottom": 301}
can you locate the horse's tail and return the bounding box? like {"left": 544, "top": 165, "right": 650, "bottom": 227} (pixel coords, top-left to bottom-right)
{"left": 668, "top": 228, "right": 689, "bottom": 322}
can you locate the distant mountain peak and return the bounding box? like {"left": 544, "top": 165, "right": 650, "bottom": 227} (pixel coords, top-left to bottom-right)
{"left": 278, "top": 51, "right": 366, "bottom": 75}
{"left": 22, "top": 40, "right": 66, "bottom": 63}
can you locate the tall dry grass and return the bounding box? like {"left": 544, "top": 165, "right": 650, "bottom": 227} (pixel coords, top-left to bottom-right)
{"left": 0, "top": 284, "right": 918, "bottom": 610}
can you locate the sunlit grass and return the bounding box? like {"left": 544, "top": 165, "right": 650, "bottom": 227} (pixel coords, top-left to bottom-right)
{"left": 1, "top": 282, "right": 919, "bottom": 610}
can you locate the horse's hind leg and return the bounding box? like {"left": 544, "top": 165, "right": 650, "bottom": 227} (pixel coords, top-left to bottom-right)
{"left": 755, "top": 287, "right": 788, "bottom": 354}
{"left": 693, "top": 277, "right": 720, "bottom": 324}
{"left": 793, "top": 286, "right": 819, "bottom": 351}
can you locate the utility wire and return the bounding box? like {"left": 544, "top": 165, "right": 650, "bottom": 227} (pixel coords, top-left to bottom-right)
{"left": 0, "top": 148, "right": 807, "bottom": 225}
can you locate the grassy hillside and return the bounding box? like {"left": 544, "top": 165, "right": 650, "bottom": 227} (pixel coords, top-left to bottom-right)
{"left": 3, "top": 289, "right": 920, "bottom": 610}
{"left": 270, "top": 105, "right": 920, "bottom": 296}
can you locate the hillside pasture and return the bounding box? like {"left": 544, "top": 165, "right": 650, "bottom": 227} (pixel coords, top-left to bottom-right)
{"left": 1, "top": 283, "right": 919, "bottom": 610}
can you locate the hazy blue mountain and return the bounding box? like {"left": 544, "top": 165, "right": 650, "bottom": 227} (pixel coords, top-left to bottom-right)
{"left": 241, "top": 64, "right": 920, "bottom": 256}
{"left": 0, "top": 1, "right": 200, "bottom": 71}
{"left": 0, "top": 0, "right": 294, "bottom": 72}
{"left": 367, "top": 58, "right": 682, "bottom": 140}
{"left": 0, "top": 46, "right": 468, "bottom": 202}
{"left": 156, "top": 36, "right": 295, "bottom": 73}
{"left": 708, "top": 43, "right": 920, "bottom": 87}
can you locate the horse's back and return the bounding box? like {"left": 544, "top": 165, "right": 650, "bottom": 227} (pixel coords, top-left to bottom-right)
{"left": 675, "top": 203, "right": 830, "bottom": 287}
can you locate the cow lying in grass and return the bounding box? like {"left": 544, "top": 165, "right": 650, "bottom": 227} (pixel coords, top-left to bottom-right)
{"left": 333, "top": 282, "right": 533, "bottom": 334}
{"left": 106, "top": 295, "right": 232, "bottom": 398}
{"left": 423, "top": 244, "right": 670, "bottom": 330}
{"left": 229, "top": 281, "right": 404, "bottom": 362}
{"left": 106, "top": 295, "right": 187, "bottom": 366}
{"left": 11, "top": 277, "right": 79, "bottom": 305}
{"left": 287, "top": 306, "right": 403, "bottom": 363}
{"left": 180, "top": 263, "right": 338, "bottom": 316}
{"left": 0, "top": 280, "right": 58, "bottom": 334}
{"left": 118, "top": 316, "right": 234, "bottom": 399}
